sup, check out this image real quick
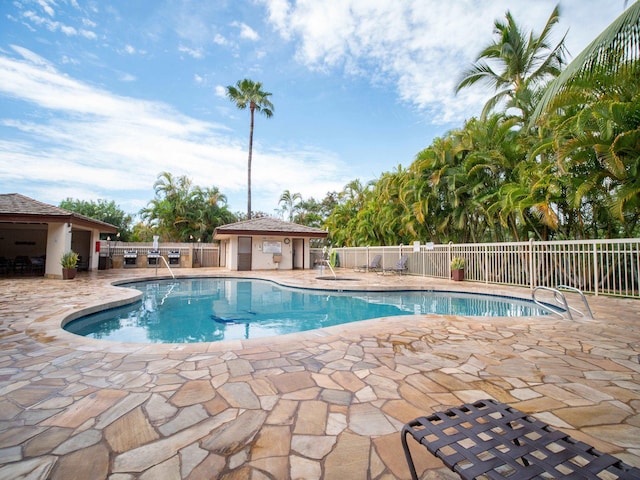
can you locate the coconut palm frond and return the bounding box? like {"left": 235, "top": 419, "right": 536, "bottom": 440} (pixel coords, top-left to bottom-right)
{"left": 531, "top": 1, "right": 640, "bottom": 124}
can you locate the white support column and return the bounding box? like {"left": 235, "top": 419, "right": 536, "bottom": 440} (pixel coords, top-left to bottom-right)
{"left": 45, "top": 222, "right": 72, "bottom": 278}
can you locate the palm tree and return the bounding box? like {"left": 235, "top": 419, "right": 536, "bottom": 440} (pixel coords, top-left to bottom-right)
{"left": 531, "top": 1, "right": 640, "bottom": 124}
{"left": 278, "top": 190, "right": 302, "bottom": 222}
{"left": 226, "top": 79, "right": 274, "bottom": 219}
{"left": 456, "top": 6, "right": 567, "bottom": 123}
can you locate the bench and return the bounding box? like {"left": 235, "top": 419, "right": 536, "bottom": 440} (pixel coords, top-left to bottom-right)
{"left": 401, "top": 398, "right": 640, "bottom": 480}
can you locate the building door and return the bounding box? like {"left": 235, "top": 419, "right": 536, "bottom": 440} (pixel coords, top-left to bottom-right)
{"left": 293, "top": 238, "right": 304, "bottom": 269}
{"left": 237, "top": 236, "right": 252, "bottom": 271}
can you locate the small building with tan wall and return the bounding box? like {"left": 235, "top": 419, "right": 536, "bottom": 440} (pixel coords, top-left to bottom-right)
{"left": 214, "top": 217, "right": 328, "bottom": 271}
{"left": 0, "top": 193, "right": 118, "bottom": 278}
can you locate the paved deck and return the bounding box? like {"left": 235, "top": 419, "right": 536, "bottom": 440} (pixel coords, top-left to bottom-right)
{"left": 1, "top": 268, "right": 639, "bottom": 479}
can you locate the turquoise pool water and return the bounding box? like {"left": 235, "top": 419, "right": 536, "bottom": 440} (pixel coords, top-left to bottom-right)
{"left": 64, "top": 277, "right": 549, "bottom": 343}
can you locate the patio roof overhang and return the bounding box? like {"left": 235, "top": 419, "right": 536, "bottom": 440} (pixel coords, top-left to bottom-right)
{"left": 214, "top": 217, "right": 328, "bottom": 240}
{"left": 0, "top": 193, "right": 118, "bottom": 233}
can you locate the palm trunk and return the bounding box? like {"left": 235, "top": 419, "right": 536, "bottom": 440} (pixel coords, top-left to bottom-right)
{"left": 247, "top": 105, "right": 255, "bottom": 219}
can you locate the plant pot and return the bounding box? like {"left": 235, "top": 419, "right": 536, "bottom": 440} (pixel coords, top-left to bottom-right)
{"left": 451, "top": 269, "right": 464, "bottom": 281}
{"left": 62, "top": 267, "right": 77, "bottom": 280}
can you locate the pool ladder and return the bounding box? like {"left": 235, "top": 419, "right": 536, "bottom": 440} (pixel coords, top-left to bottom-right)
{"left": 532, "top": 285, "right": 593, "bottom": 320}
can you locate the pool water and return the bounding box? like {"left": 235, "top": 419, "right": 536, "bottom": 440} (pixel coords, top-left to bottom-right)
{"left": 64, "top": 277, "right": 549, "bottom": 344}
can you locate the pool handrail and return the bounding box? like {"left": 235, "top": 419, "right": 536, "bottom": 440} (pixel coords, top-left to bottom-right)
{"left": 532, "top": 285, "right": 593, "bottom": 320}
{"left": 156, "top": 255, "right": 176, "bottom": 279}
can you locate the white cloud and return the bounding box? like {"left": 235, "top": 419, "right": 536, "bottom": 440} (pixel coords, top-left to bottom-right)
{"left": 36, "top": 0, "right": 55, "bottom": 17}
{"left": 0, "top": 48, "right": 352, "bottom": 213}
{"left": 214, "top": 85, "right": 227, "bottom": 98}
{"left": 80, "top": 29, "right": 97, "bottom": 40}
{"left": 10, "top": 45, "right": 56, "bottom": 71}
{"left": 60, "top": 24, "right": 77, "bottom": 36}
{"left": 231, "top": 21, "right": 260, "bottom": 41}
{"left": 259, "top": 0, "right": 625, "bottom": 124}
{"left": 82, "top": 17, "right": 97, "bottom": 28}
{"left": 61, "top": 55, "right": 79, "bottom": 65}
{"left": 213, "top": 33, "right": 228, "bottom": 45}
{"left": 178, "top": 45, "right": 204, "bottom": 59}
{"left": 22, "top": 8, "right": 97, "bottom": 40}
{"left": 124, "top": 44, "right": 136, "bottom": 55}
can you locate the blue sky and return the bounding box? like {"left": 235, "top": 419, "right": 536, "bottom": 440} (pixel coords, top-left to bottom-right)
{"left": 0, "top": 1, "right": 627, "bottom": 218}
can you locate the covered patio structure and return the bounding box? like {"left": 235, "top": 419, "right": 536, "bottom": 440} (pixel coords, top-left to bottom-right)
{"left": 0, "top": 193, "right": 118, "bottom": 278}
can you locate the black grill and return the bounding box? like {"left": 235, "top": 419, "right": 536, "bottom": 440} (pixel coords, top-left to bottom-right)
{"left": 147, "top": 250, "right": 160, "bottom": 266}
{"left": 123, "top": 250, "right": 138, "bottom": 268}
{"left": 168, "top": 250, "right": 181, "bottom": 265}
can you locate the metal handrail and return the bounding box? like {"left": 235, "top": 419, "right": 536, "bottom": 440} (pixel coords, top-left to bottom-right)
{"left": 532, "top": 285, "right": 593, "bottom": 320}
{"left": 156, "top": 255, "right": 176, "bottom": 279}
{"left": 320, "top": 259, "right": 337, "bottom": 279}
{"left": 557, "top": 285, "right": 594, "bottom": 319}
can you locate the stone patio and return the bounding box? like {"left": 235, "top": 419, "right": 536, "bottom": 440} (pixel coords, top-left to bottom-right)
{"left": 0, "top": 268, "right": 639, "bottom": 479}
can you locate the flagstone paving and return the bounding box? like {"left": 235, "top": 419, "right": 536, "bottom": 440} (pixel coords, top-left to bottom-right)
{"left": 0, "top": 268, "right": 639, "bottom": 479}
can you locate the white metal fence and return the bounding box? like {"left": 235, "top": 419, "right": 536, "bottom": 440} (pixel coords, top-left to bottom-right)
{"left": 325, "top": 238, "right": 640, "bottom": 298}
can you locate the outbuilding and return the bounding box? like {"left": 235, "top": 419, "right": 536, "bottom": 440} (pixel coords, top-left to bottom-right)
{"left": 0, "top": 193, "right": 118, "bottom": 278}
{"left": 214, "top": 217, "right": 328, "bottom": 271}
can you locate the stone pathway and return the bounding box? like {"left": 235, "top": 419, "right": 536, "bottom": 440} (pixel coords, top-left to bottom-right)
{"left": 0, "top": 268, "right": 639, "bottom": 479}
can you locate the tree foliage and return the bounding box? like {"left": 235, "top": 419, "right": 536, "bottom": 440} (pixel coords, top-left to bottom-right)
{"left": 59, "top": 198, "right": 133, "bottom": 240}
{"left": 139, "top": 172, "right": 237, "bottom": 242}
{"left": 324, "top": 4, "right": 640, "bottom": 246}
{"left": 456, "top": 5, "right": 567, "bottom": 122}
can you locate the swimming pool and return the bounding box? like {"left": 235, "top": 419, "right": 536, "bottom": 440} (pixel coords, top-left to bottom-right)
{"left": 64, "top": 277, "right": 550, "bottom": 343}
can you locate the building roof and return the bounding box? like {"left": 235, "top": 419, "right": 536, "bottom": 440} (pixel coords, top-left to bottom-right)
{"left": 0, "top": 193, "right": 118, "bottom": 232}
{"left": 214, "top": 217, "right": 328, "bottom": 239}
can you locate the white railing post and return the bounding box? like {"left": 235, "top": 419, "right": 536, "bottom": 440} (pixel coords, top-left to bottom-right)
{"left": 593, "top": 243, "right": 599, "bottom": 297}
{"left": 529, "top": 238, "right": 535, "bottom": 290}
{"left": 366, "top": 245, "right": 369, "bottom": 271}
{"left": 485, "top": 245, "right": 490, "bottom": 284}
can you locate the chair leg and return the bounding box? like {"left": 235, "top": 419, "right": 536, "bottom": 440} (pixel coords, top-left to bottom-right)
{"left": 401, "top": 425, "right": 420, "bottom": 480}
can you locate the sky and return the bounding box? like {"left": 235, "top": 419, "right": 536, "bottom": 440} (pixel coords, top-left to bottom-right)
{"left": 0, "top": 0, "right": 629, "bottom": 219}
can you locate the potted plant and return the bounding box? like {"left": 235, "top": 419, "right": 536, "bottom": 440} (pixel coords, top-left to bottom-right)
{"left": 450, "top": 256, "right": 465, "bottom": 281}
{"left": 60, "top": 250, "right": 79, "bottom": 280}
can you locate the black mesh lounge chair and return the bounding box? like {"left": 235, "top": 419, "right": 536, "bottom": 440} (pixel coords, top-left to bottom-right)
{"left": 354, "top": 254, "right": 382, "bottom": 272}
{"left": 379, "top": 254, "right": 408, "bottom": 275}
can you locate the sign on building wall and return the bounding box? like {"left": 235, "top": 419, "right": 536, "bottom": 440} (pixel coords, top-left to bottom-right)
{"left": 262, "top": 241, "right": 282, "bottom": 254}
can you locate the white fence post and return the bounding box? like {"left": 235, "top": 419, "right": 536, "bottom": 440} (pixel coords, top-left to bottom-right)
{"left": 529, "top": 238, "right": 535, "bottom": 291}
{"left": 593, "top": 243, "right": 599, "bottom": 297}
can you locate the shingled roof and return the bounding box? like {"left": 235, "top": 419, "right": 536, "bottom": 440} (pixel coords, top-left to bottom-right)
{"left": 214, "top": 217, "right": 328, "bottom": 238}
{"left": 0, "top": 193, "right": 118, "bottom": 232}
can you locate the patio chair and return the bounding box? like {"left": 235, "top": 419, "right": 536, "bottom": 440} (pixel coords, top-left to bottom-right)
{"left": 401, "top": 399, "right": 640, "bottom": 480}
{"left": 0, "top": 257, "right": 11, "bottom": 275}
{"left": 378, "top": 254, "right": 408, "bottom": 275}
{"left": 354, "top": 254, "right": 382, "bottom": 272}
{"left": 14, "top": 256, "right": 32, "bottom": 275}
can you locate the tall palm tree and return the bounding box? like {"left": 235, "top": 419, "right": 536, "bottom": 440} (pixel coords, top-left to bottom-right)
{"left": 226, "top": 79, "right": 274, "bottom": 219}
{"left": 456, "top": 6, "right": 567, "bottom": 123}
